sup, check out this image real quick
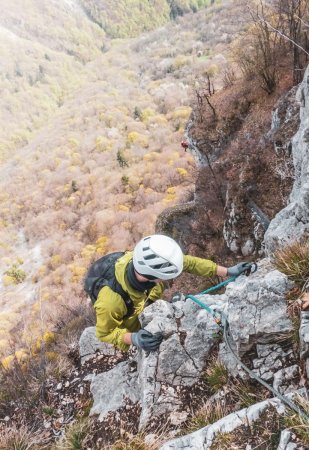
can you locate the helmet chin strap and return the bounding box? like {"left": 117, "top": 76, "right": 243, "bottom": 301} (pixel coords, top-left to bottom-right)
{"left": 126, "top": 261, "right": 156, "bottom": 292}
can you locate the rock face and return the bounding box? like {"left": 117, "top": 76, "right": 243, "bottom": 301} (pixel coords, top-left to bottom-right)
{"left": 215, "top": 262, "right": 295, "bottom": 383}
{"left": 225, "top": 264, "right": 293, "bottom": 353}
{"left": 264, "top": 65, "right": 309, "bottom": 253}
{"left": 83, "top": 264, "right": 296, "bottom": 431}
{"left": 223, "top": 84, "right": 300, "bottom": 257}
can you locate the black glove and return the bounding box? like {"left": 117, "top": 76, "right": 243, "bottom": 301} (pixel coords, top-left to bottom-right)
{"left": 227, "top": 262, "right": 253, "bottom": 277}
{"left": 131, "top": 329, "right": 163, "bottom": 352}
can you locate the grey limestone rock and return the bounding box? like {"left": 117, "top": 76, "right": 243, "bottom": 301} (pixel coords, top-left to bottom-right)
{"left": 277, "top": 430, "right": 296, "bottom": 450}
{"left": 137, "top": 299, "right": 220, "bottom": 429}
{"left": 218, "top": 262, "right": 293, "bottom": 378}
{"left": 79, "top": 326, "right": 122, "bottom": 364}
{"left": 83, "top": 299, "right": 220, "bottom": 430}
{"left": 224, "top": 264, "right": 293, "bottom": 354}
{"left": 299, "top": 310, "right": 309, "bottom": 360}
{"left": 252, "top": 344, "right": 295, "bottom": 382}
{"left": 285, "top": 444, "right": 298, "bottom": 450}
{"left": 90, "top": 360, "right": 140, "bottom": 421}
{"left": 159, "top": 397, "right": 287, "bottom": 450}
{"left": 273, "top": 365, "right": 299, "bottom": 394}
{"left": 264, "top": 65, "right": 309, "bottom": 253}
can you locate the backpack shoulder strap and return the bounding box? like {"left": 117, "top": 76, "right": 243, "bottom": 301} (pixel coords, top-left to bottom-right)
{"left": 85, "top": 252, "right": 134, "bottom": 318}
{"left": 106, "top": 277, "right": 134, "bottom": 319}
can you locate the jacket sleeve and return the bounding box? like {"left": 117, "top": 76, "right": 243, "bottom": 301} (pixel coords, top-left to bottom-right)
{"left": 183, "top": 254, "right": 217, "bottom": 277}
{"left": 94, "top": 286, "right": 130, "bottom": 352}
{"left": 147, "top": 282, "right": 165, "bottom": 302}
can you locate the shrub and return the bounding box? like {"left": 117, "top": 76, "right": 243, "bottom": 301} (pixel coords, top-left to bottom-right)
{"left": 117, "top": 151, "right": 129, "bottom": 168}
{"left": 4, "top": 264, "right": 26, "bottom": 284}
{"left": 121, "top": 175, "right": 129, "bottom": 186}
{"left": 164, "top": 186, "right": 177, "bottom": 203}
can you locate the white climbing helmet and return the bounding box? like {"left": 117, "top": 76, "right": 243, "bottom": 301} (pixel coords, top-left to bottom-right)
{"left": 133, "top": 234, "right": 183, "bottom": 280}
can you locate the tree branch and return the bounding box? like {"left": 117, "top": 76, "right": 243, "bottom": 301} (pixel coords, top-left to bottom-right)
{"left": 257, "top": 15, "right": 309, "bottom": 56}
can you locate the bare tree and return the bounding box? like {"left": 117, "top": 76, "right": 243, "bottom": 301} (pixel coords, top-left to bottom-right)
{"left": 258, "top": 0, "right": 309, "bottom": 83}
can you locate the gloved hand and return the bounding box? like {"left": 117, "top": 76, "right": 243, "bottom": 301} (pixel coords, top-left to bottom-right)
{"left": 227, "top": 262, "right": 252, "bottom": 277}
{"left": 131, "top": 329, "right": 163, "bottom": 352}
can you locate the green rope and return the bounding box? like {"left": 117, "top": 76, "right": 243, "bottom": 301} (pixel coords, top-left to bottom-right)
{"left": 200, "top": 276, "right": 238, "bottom": 295}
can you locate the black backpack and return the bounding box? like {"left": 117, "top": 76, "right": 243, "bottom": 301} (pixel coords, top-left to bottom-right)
{"left": 84, "top": 252, "right": 134, "bottom": 319}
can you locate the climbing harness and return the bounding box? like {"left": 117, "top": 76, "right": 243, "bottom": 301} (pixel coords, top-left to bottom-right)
{"left": 185, "top": 263, "right": 309, "bottom": 421}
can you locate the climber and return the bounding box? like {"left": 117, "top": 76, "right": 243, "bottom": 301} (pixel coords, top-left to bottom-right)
{"left": 91, "top": 234, "right": 252, "bottom": 353}
{"left": 181, "top": 140, "right": 189, "bottom": 151}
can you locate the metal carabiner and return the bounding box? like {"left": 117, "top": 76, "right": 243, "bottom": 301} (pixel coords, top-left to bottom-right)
{"left": 245, "top": 262, "right": 258, "bottom": 276}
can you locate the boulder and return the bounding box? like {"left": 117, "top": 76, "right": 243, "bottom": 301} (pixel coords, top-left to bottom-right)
{"left": 79, "top": 326, "right": 122, "bottom": 364}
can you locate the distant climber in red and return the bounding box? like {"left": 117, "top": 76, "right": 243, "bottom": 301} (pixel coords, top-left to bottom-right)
{"left": 181, "top": 140, "right": 189, "bottom": 151}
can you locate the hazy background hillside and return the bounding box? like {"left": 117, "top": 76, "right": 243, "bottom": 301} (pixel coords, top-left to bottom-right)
{"left": 0, "top": 0, "right": 243, "bottom": 351}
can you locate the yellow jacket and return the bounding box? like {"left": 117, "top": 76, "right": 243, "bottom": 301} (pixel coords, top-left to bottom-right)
{"left": 94, "top": 251, "right": 217, "bottom": 351}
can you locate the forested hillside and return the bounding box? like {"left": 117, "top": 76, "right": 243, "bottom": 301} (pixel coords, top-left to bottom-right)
{"left": 79, "top": 0, "right": 214, "bottom": 38}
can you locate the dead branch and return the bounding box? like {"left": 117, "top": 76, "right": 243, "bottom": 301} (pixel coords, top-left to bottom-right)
{"left": 257, "top": 15, "right": 309, "bottom": 56}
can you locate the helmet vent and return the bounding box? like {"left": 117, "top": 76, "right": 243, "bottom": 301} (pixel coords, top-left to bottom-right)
{"left": 144, "top": 254, "right": 156, "bottom": 260}
{"left": 152, "top": 262, "right": 171, "bottom": 269}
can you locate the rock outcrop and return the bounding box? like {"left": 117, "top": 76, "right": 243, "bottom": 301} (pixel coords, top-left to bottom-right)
{"left": 84, "top": 298, "right": 223, "bottom": 430}
{"left": 264, "top": 66, "right": 309, "bottom": 252}
{"left": 159, "top": 396, "right": 288, "bottom": 450}
{"left": 81, "top": 263, "right": 299, "bottom": 432}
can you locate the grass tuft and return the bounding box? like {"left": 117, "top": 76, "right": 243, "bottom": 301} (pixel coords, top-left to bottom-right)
{"left": 273, "top": 241, "right": 309, "bottom": 289}
{"left": 185, "top": 400, "right": 231, "bottom": 433}
{"left": 230, "top": 380, "right": 263, "bottom": 409}
{"left": 0, "top": 422, "right": 49, "bottom": 449}
{"left": 52, "top": 419, "right": 91, "bottom": 450}
{"left": 110, "top": 430, "right": 165, "bottom": 450}
{"left": 203, "top": 359, "right": 229, "bottom": 393}
{"left": 211, "top": 431, "right": 234, "bottom": 450}
{"left": 283, "top": 395, "right": 309, "bottom": 446}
